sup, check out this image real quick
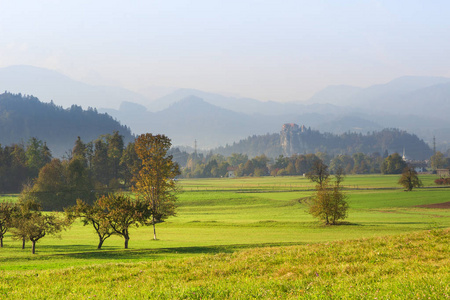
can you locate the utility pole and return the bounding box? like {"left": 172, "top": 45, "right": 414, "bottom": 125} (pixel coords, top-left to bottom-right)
{"left": 433, "top": 136, "right": 436, "bottom": 155}
{"left": 194, "top": 139, "right": 197, "bottom": 156}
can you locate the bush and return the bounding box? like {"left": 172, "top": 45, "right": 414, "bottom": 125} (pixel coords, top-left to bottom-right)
{"left": 434, "top": 178, "right": 450, "bottom": 185}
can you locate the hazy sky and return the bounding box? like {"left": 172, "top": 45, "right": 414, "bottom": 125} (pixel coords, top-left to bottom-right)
{"left": 1, "top": 0, "right": 450, "bottom": 102}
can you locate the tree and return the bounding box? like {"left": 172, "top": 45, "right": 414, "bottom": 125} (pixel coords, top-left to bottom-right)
{"left": 430, "top": 151, "right": 447, "bottom": 171}
{"left": 0, "top": 201, "right": 16, "bottom": 247}
{"left": 25, "top": 137, "right": 52, "bottom": 178}
{"left": 120, "top": 142, "right": 141, "bottom": 187}
{"left": 308, "top": 167, "right": 349, "bottom": 225}
{"left": 66, "top": 199, "right": 114, "bottom": 249}
{"left": 306, "top": 158, "right": 330, "bottom": 187}
{"left": 134, "top": 134, "right": 180, "bottom": 240}
{"left": 11, "top": 197, "right": 69, "bottom": 254}
{"left": 381, "top": 153, "right": 407, "bottom": 174}
{"left": 97, "top": 194, "right": 150, "bottom": 249}
{"left": 398, "top": 166, "right": 423, "bottom": 191}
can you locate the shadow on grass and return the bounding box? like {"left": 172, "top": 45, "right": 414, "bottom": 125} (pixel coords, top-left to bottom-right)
{"left": 32, "top": 241, "right": 308, "bottom": 262}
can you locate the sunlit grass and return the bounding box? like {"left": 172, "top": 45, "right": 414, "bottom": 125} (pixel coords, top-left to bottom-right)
{"left": 1, "top": 229, "right": 448, "bottom": 299}
{"left": 0, "top": 174, "right": 449, "bottom": 298}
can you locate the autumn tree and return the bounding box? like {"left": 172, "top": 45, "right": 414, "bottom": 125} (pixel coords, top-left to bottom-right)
{"left": 0, "top": 201, "right": 16, "bottom": 247}
{"left": 398, "top": 166, "right": 423, "bottom": 191}
{"left": 134, "top": 134, "right": 180, "bottom": 240}
{"left": 308, "top": 167, "right": 348, "bottom": 225}
{"left": 97, "top": 193, "right": 150, "bottom": 249}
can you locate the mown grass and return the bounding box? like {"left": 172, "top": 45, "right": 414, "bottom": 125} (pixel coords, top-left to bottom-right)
{"left": 0, "top": 174, "right": 449, "bottom": 298}
{"left": 0, "top": 229, "right": 448, "bottom": 299}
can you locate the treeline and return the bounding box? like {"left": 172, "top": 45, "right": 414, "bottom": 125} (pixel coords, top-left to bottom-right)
{"left": 24, "top": 132, "right": 141, "bottom": 211}
{"left": 176, "top": 150, "right": 413, "bottom": 178}
{"left": 0, "top": 92, "right": 133, "bottom": 157}
{"left": 0, "top": 138, "right": 52, "bottom": 193}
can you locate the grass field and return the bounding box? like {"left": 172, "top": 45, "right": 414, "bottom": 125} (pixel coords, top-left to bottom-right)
{"left": 0, "top": 174, "right": 449, "bottom": 298}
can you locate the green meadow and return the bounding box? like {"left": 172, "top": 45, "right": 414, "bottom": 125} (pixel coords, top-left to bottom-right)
{"left": 0, "top": 174, "right": 449, "bottom": 299}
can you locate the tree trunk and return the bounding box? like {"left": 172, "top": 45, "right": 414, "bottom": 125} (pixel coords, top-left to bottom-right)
{"left": 124, "top": 237, "right": 129, "bottom": 249}
{"left": 153, "top": 216, "right": 157, "bottom": 240}
{"left": 32, "top": 240, "right": 36, "bottom": 254}
{"left": 97, "top": 238, "right": 104, "bottom": 250}
{"left": 0, "top": 237, "right": 3, "bottom": 248}
{"left": 22, "top": 238, "right": 26, "bottom": 249}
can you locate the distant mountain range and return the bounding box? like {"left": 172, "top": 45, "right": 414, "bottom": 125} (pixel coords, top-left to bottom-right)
{"left": 1, "top": 65, "right": 450, "bottom": 152}
{"left": 0, "top": 65, "right": 150, "bottom": 110}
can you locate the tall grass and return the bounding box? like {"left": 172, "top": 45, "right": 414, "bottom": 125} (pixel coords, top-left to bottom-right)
{"left": 0, "top": 229, "right": 448, "bottom": 299}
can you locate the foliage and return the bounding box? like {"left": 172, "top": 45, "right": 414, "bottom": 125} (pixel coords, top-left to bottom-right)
{"left": 66, "top": 199, "right": 114, "bottom": 249}
{"left": 381, "top": 153, "right": 407, "bottom": 174}
{"left": 308, "top": 167, "right": 348, "bottom": 225}
{"left": 10, "top": 197, "right": 69, "bottom": 254}
{"left": 134, "top": 133, "right": 180, "bottom": 240}
{"left": 430, "top": 151, "right": 450, "bottom": 170}
{"left": 0, "top": 201, "right": 16, "bottom": 247}
{"left": 435, "top": 177, "right": 450, "bottom": 185}
{"left": 23, "top": 157, "right": 95, "bottom": 211}
{"left": 0, "top": 138, "right": 52, "bottom": 193}
{"left": 97, "top": 193, "right": 151, "bottom": 249}
{"left": 398, "top": 166, "right": 423, "bottom": 191}
{"left": 306, "top": 158, "right": 330, "bottom": 187}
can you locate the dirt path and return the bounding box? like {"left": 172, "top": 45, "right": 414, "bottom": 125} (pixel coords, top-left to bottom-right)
{"left": 416, "top": 202, "right": 450, "bottom": 209}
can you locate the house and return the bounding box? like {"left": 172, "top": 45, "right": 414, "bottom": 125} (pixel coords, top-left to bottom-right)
{"left": 436, "top": 169, "right": 450, "bottom": 177}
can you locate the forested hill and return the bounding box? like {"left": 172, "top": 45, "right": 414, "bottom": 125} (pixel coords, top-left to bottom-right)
{"left": 215, "top": 125, "right": 433, "bottom": 160}
{"left": 0, "top": 92, "right": 134, "bottom": 157}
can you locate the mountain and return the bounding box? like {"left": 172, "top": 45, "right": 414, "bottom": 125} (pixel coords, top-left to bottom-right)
{"left": 0, "top": 92, "right": 134, "bottom": 157}
{"left": 307, "top": 76, "right": 450, "bottom": 115}
{"left": 103, "top": 96, "right": 285, "bottom": 148}
{"left": 305, "top": 85, "right": 362, "bottom": 106}
{"left": 149, "top": 88, "right": 347, "bottom": 116}
{"left": 0, "top": 65, "right": 151, "bottom": 109}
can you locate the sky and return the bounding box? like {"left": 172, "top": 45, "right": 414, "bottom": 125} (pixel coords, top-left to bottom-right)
{"left": 1, "top": 0, "right": 450, "bottom": 102}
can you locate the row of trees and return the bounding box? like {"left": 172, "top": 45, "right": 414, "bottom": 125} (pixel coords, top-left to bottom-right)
{"left": 179, "top": 151, "right": 416, "bottom": 178}
{"left": 0, "top": 133, "right": 180, "bottom": 253}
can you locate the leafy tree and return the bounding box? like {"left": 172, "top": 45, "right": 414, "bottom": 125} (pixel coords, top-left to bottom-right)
{"left": 430, "top": 151, "right": 447, "bottom": 170}
{"left": 398, "top": 166, "right": 423, "bottom": 191}
{"left": 381, "top": 153, "right": 407, "bottom": 174}
{"left": 91, "top": 139, "right": 110, "bottom": 187}
{"left": 66, "top": 199, "right": 114, "bottom": 249}
{"left": 0, "top": 201, "right": 16, "bottom": 247}
{"left": 107, "top": 131, "right": 124, "bottom": 181}
{"left": 24, "top": 157, "right": 95, "bottom": 211}
{"left": 25, "top": 137, "right": 52, "bottom": 178}
{"left": 308, "top": 168, "right": 348, "bottom": 225}
{"left": 134, "top": 134, "right": 180, "bottom": 240}
{"left": 72, "top": 136, "right": 87, "bottom": 163}
{"left": 11, "top": 197, "right": 69, "bottom": 254}
{"left": 306, "top": 158, "right": 330, "bottom": 187}
{"left": 120, "top": 142, "right": 141, "bottom": 187}
{"left": 227, "top": 153, "right": 248, "bottom": 167}
{"left": 97, "top": 194, "right": 150, "bottom": 249}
